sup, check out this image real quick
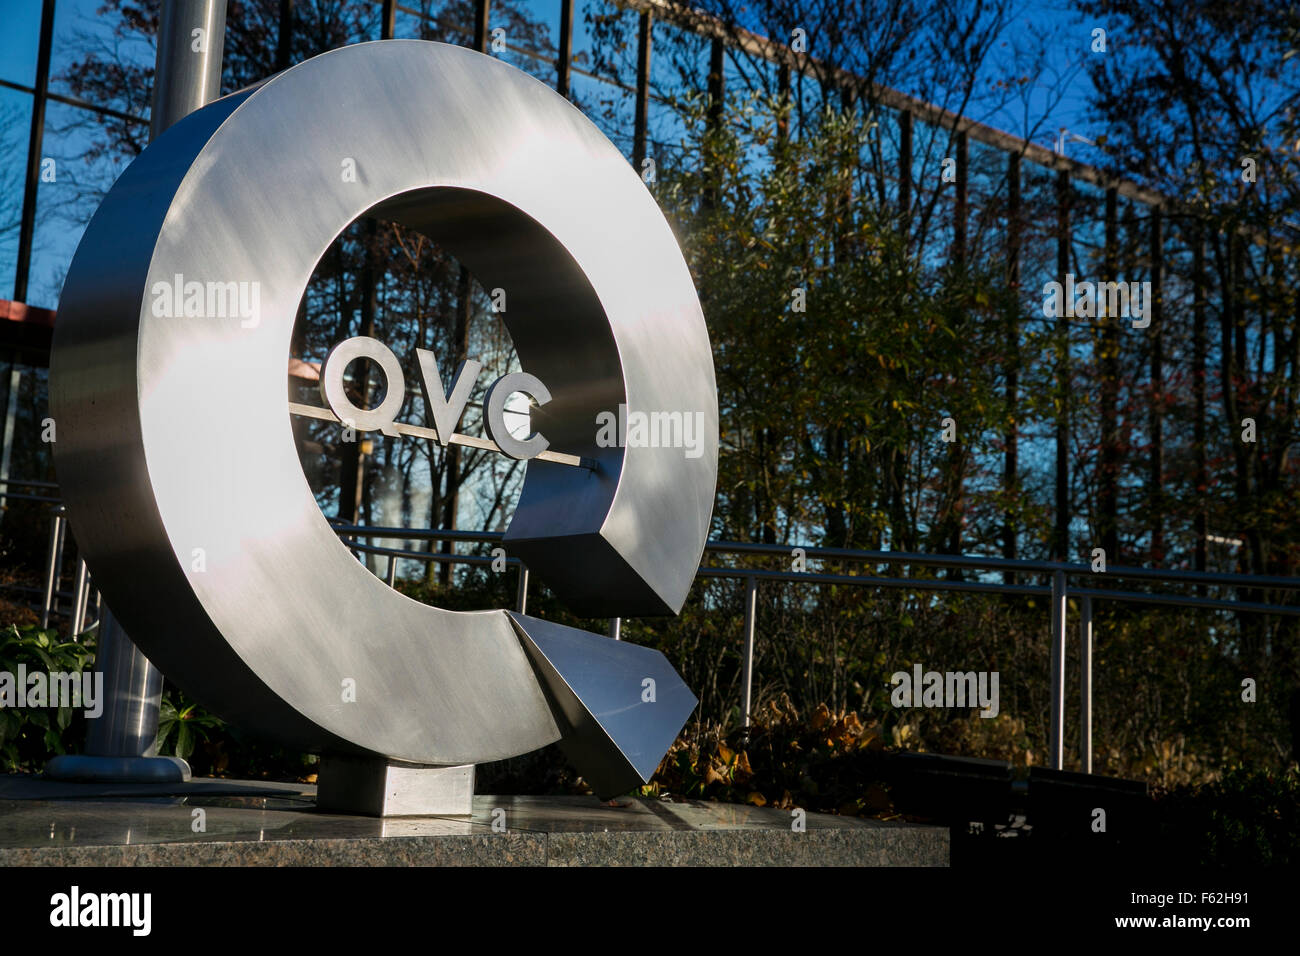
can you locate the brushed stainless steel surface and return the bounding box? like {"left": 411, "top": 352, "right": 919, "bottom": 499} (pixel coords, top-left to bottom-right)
{"left": 414, "top": 350, "right": 480, "bottom": 448}
{"left": 509, "top": 612, "right": 697, "bottom": 799}
{"left": 64, "top": 0, "right": 227, "bottom": 780}
{"left": 316, "top": 755, "right": 474, "bottom": 817}
{"left": 50, "top": 41, "right": 713, "bottom": 772}
{"left": 45, "top": 611, "right": 191, "bottom": 784}
{"left": 84, "top": 611, "right": 166, "bottom": 757}
{"left": 318, "top": 335, "right": 406, "bottom": 436}
{"left": 483, "top": 371, "right": 551, "bottom": 460}
{"left": 150, "top": 0, "right": 227, "bottom": 141}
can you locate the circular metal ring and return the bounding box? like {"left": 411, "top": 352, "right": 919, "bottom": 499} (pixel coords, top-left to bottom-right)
{"left": 51, "top": 41, "right": 716, "bottom": 764}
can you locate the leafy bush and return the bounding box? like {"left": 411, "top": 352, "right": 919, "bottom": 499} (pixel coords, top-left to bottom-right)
{"left": 0, "top": 621, "right": 314, "bottom": 781}
{"left": 0, "top": 624, "right": 96, "bottom": 772}
{"left": 1153, "top": 767, "right": 1300, "bottom": 866}
{"left": 154, "top": 690, "right": 225, "bottom": 762}
{"left": 643, "top": 697, "right": 894, "bottom": 816}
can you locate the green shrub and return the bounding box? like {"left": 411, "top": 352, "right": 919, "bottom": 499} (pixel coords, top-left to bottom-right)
{"left": 0, "top": 624, "right": 96, "bottom": 772}
{"left": 1154, "top": 767, "right": 1300, "bottom": 866}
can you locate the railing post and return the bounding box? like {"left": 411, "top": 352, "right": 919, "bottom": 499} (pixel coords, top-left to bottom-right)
{"left": 1080, "top": 594, "right": 1093, "bottom": 774}
{"left": 385, "top": 553, "right": 397, "bottom": 587}
{"left": 741, "top": 575, "right": 757, "bottom": 731}
{"left": 515, "top": 564, "right": 528, "bottom": 614}
{"left": 69, "top": 557, "right": 88, "bottom": 638}
{"left": 1049, "top": 569, "right": 1067, "bottom": 770}
{"left": 1, "top": 362, "right": 21, "bottom": 503}
{"left": 40, "top": 506, "right": 65, "bottom": 628}
{"left": 1053, "top": 169, "right": 1071, "bottom": 562}
{"left": 78, "top": 572, "right": 92, "bottom": 631}
{"left": 607, "top": 618, "right": 621, "bottom": 640}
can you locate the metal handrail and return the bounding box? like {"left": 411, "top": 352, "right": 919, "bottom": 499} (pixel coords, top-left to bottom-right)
{"left": 10, "top": 498, "right": 1299, "bottom": 777}
{"left": 332, "top": 522, "right": 1300, "bottom": 596}
{"left": 332, "top": 521, "right": 1300, "bottom": 776}
{"left": 704, "top": 539, "right": 1300, "bottom": 592}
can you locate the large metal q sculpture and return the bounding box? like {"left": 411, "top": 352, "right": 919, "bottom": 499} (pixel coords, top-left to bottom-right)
{"left": 50, "top": 41, "right": 717, "bottom": 814}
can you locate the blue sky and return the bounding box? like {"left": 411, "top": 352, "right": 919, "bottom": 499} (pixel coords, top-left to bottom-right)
{"left": 1, "top": 0, "right": 1112, "bottom": 310}
{"left": 0, "top": 0, "right": 1197, "bottom": 561}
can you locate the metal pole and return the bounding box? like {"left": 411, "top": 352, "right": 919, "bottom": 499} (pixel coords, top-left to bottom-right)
{"left": 1002, "top": 149, "right": 1021, "bottom": 586}
{"left": 69, "top": 558, "right": 88, "bottom": 638}
{"left": 0, "top": 361, "right": 21, "bottom": 502}
{"left": 84, "top": 613, "right": 168, "bottom": 761}
{"left": 1049, "top": 569, "right": 1067, "bottom": 770}
{"left": 14, "top": 0, "right": 55, "bottom": 303}
{"left": 1080, "top": 595, "right": 1093, "bottom": 774}
{"left": 1053, "top": 168, "right": 1071, "bottom": 562}
{"left": 632, "top": 12, "right": 651, "bottom": 170}
{"left": 556, "top": 0, "right": 573, "bottom": 98}
{"left": 386, "top": 553, "right": 397, "bottom": 586}
{"left": 47, "top": 0, "right": 225, "bottom": 784}
{"left": 276, "top": 0, "right": 294, "bottom": 70}
{"left": 473, "top": 0, "right": 490, "bottom": 53}
{"left": 607, "top": 618, "right": 620, "bottom": 640}
{"left": 1148, "top": 206, "right": 1165, "bottom": 560}
{"left": 515, "top": 565, "right": 528, "bottom": 613}
{"left": 149, "top": 0, "right": 227, "bottom": 142}
{"left": 48, "top": 505, "right": 66, "bottom": 619}
{"left": 740, "top": 575, "right": 757, "bottom": 729}
{"left": 78, "top": 571, "right": 92, "bottom": 630}
{"left": 40, "top": 507, "right": 63, "bottom": 628}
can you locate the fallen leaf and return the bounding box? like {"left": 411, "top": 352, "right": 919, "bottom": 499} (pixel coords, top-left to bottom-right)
{"left": 811, "top": 703, "right": 832, "bottom": 730}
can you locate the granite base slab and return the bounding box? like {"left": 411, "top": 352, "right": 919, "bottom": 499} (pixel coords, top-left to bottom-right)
{"left": 0, "top": 775, "right": 948, "bottom": 866}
